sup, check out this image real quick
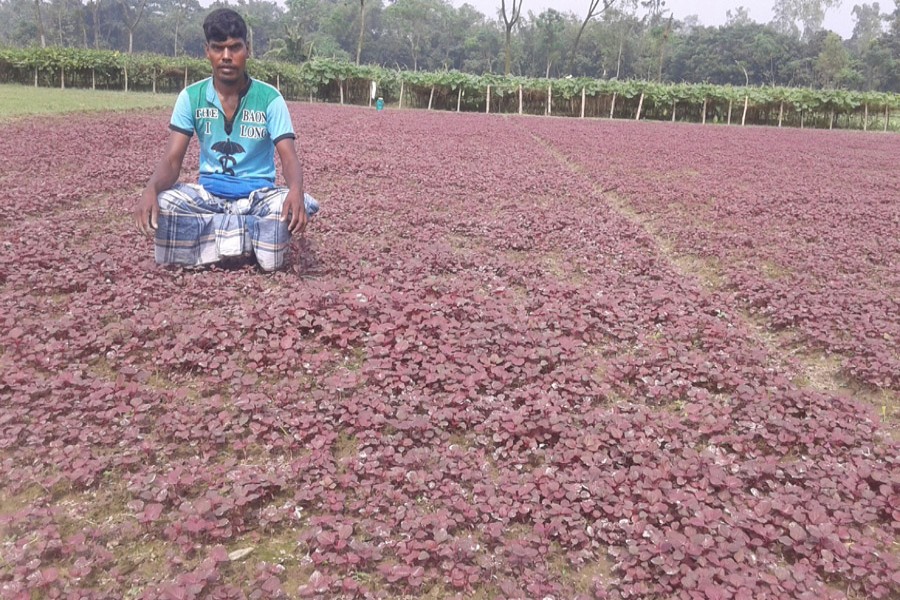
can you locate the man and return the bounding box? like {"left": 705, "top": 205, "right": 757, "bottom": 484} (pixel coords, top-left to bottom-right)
{"left": 134, "top": 8, "right": 316, "bottom": 271}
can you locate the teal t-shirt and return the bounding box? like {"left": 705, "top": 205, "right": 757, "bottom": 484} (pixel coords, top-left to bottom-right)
{"left": 170, "top": 77, "right": 296, "bottom": 199}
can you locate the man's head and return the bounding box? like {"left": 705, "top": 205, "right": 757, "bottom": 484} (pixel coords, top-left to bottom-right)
{"left": 203, "top": 8, "right": 249, "bottom": 86}
{"left": 203, "top": 8, "right": 247, "bottom": 44}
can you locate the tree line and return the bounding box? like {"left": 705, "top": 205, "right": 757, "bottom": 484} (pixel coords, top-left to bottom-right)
{"left": 2, "top": 0, "right": 899, "bottom": 93}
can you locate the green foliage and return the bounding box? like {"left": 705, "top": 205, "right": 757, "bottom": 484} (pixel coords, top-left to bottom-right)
{"left": 2, "top": 46, "right": 899, "bottom": 131}
{"left": 0, "top": 46, "right": 209, "bottom": 90}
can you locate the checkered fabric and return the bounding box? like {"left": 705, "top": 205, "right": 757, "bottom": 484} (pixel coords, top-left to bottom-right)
{"left": 154, "top": 183, "right": 318, "bottom": 271}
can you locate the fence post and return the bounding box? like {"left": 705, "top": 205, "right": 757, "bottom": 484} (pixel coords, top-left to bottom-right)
{"left": 546, "top": 84, "right": 551, "bottom": 116}
{"left": 518, "top": 84, "right": 522, "bottom": 115}
{"left": 580, "top": 87, "right": 585, "bottom": 118}
{"left": 486, "top": 85, "right": 490, "bottom": 114}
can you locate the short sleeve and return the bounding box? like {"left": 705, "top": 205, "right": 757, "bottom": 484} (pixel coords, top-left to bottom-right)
{"left": 169, "top": 89, "right": 194, "bottom": 136}
{"left": 267, "top": 95, "right": 295, "bottom": 144}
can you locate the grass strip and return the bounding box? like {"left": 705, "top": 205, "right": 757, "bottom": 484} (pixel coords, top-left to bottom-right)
{"left": 0, "top": 83, "right": 175, "bottom": 119}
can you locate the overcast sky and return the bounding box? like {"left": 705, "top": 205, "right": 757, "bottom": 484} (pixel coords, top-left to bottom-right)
{"left": 451, "top": 0, "right": 896, "bottom": 39}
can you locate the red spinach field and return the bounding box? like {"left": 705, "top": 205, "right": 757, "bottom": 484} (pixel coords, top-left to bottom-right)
{"left": 1, "top": 103, "right": 898, "bottom": 599}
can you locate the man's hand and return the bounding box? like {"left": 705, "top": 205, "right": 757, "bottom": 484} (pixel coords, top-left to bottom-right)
{"left": 274, "top": 138, "right": 306, "bottom": 235}
{"left": 281, "top": 189, "right": 308, "bottom": 235}
{"left": 134, "top": 189, "right": 160, "bottom": 236}
{"left": 135, "top": 131, "right": 190, "bottom": 238}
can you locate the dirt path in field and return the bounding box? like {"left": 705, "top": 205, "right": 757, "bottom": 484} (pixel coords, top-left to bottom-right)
{"left": 533, "top": 132, "right": 897, "bottom": 433}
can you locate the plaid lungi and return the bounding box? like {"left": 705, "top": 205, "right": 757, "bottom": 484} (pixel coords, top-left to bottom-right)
{"left": 154, "top": 183, "right": 318, "bottom": 271}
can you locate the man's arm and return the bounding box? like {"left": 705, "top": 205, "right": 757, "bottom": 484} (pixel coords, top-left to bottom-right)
{"left": 134, "top": 130, "right": 191, "bottom": 236}
{"left": 275, "top": 137, "right": 307, "bottom": 235}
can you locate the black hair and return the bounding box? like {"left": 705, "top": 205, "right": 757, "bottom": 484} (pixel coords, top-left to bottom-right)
{"left": 203, "top": 8, "right": 248, "bottom": 43}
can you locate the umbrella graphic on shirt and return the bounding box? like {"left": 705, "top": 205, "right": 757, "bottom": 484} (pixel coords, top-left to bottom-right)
{"left": 212, "top": 138, "right": 245, "bottom": 176}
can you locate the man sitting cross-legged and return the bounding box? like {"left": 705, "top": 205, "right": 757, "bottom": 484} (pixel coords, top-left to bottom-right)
{"left": 133, "top": 8, "right": 317, "bottom": 271}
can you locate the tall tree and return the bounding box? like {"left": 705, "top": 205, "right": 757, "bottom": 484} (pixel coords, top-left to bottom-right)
{"left": 268, "top": 0, "right": 322, "bottom": 62}
{"left": 725, "top": 6, "right": 752, "bottom": 27}
{"left": 850, "top": 2, "right": 883, "bottom": 50}
{"left": 655, "top": 13, "right": 673, "bottom": 81}
{"left": 275, "top": 0, "right": 355, "bottom": 62}
{"left": 356, "top": 0, "right": 366, "bottom": 63}
{"left": 265, "top": 22, "right": 307, "bottom": 61}
{"left": 815, "top": 30, "right": 849, "bottom": 86}
{"left": 665, "top": 21, "right": 800, "bottom": 86}
{"left": 602, "top": 3, "right": 642, "bottom": 79}
{"left": 456, "top": 5, "right": 502, "bottom": 73}
{"left": 568, "top": 0, "right": 618, "bottom": 73}
{"left": 500, "top": 0, "right": 524, "bottom": 75}
{"left": 0, "top": 0, "right": 38, "bottom": 46}
{"left": 118, "top": 0, "right": 148, "bottom": 52}
{"left": 382, "top": 0, "right": 444, "bottom": 71}
{"left": 87, "top": 0, "right": 101, "bottom": 48}
{"left": 34, "top": 0, "right": 47, "bottom": 47}
{"left": 51, "top": 0, "right": 68, "bottom": 45}
{"left": 632, "top": 2, "right": 668, "bottom": 80}
{"left": 233, "top": 0, "right": 284, "bottom": 57}
{"left": 771, "top": 0, "right": 842, "bottom": 39}
{"left": 145, "top": 0, "right": 201, "bottom": 56}
{"left": 853, "top": 3, "right": 893, "bottom": 89}
{"left": 531, "top": 8, "right": 567, "bottom": 77}
{"left": 858, "top": 40, "right": 894, "bottom": 90}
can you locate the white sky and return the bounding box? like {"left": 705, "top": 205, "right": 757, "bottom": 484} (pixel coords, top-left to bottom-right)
{"left": 453, "top": 0, "right": 896, "bottom": 39}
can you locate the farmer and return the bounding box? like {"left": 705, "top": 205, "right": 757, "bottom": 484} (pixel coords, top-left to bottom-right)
{"left": 133, "top": 7, "right": 316, "bottom": 271}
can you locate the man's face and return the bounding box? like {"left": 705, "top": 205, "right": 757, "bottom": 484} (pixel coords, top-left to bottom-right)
{"left": 206, "top": 36, "right": 248, "bottom": 85}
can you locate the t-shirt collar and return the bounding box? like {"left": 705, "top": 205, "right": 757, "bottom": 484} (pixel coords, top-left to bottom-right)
{"left": 205, "top": 75, "right": 253, "bottom": 109}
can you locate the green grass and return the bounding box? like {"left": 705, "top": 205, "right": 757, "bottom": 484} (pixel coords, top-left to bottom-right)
{"left": 0, "top": 83, "right": 176, "bottom": 119}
